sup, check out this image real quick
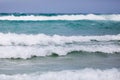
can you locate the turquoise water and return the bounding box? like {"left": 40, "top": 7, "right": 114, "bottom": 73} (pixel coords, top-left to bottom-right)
{"left": 0, "top": 20, "right": 120, "bottom": 35}
{"left": 0, "top": 13, "right": 120, "bottom": 80}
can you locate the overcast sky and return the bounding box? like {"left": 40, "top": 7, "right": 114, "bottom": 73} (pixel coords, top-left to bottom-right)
{"left": 0, "top": 0, "right": 120, "bottom": 13}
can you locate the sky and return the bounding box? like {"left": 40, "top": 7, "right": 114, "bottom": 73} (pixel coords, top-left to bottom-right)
{"left": 0, "top": 0, "right": 120, "bottom": 13}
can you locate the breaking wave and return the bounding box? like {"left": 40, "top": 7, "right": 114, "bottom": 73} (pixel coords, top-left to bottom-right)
{"left": 0, "top": 33, "right": 120, "bottom": 46}
{"left": 0, "top": 14, "right": 120, "bottom": 21}
{"left": 0, "top": 68, "right": 119, "bottom": 80}
{"left": 0, "top": 44, "right": 120, "bottom": 59}
{"left": 0, "top": 33, "right": 120, "bottom": 59}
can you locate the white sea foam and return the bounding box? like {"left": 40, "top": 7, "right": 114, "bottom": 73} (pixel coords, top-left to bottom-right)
{"left": 0, "top": 68, "right": 120, "bottom": 80}
{"left": 0, "top": 33, "right": 120, "bottom": 46}
{"left": 0, "top": 44, "right": 120, "bottom": 59}
{"left": 0, "top": 33, "right": 120, "bottom": 59}
{"left": 0, "top": 14, "right": 120, "bottom": 21}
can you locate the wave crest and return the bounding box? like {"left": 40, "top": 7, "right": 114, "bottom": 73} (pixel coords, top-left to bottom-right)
{"left": 0, "top": 33, "right": 120, "bottom": 46}
{"left": 0, "top": 45, "right": 120, "bottom": 59}
{"left": 0, "top": 14, "right": 120, "bottom": 21}
{"left": 0, "top": 33, "right": 120, "bottom": 59}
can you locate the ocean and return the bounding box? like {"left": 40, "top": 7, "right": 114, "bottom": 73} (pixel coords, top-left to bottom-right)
{"left": 0, "top": 13, "right": 120, "bottom": 80}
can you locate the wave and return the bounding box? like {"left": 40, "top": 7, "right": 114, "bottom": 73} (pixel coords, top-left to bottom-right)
{"left": 0, "top": 33, "right": 120, "bottom": 59}
{"left": 0, "top": 14, "right": 120, "bottom": 21}
{"left": 0, "top": 44, "right": 120, "bottom": 59}
{"left": 0, "top": 68, "right": 119, "bottom": 80}
{"left": 0, "top": 33, "right": 120, "bottom": 46}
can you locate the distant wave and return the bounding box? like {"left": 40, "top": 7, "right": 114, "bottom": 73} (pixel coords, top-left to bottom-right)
{"left": 0, "top": 33, "right": 120, "bottom": 46}
{"left": 0, "top": 68, "right": 119, "bottom": 80}
{"left": 0, "top": 14, "right": 120, "bottom": 21}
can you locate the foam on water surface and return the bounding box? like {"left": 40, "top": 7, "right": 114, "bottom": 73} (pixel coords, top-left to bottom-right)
{"left": 0, "top": 14, "right": 120, "bottom": 21}
{"left": 0, "top": 44, "right": 119, "bottom": 59}
{"left": 0, "top": 33, "right": 120, "bottom": 46}
{"left": 0, "top": 68, "right": 120, "bottom": 80}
